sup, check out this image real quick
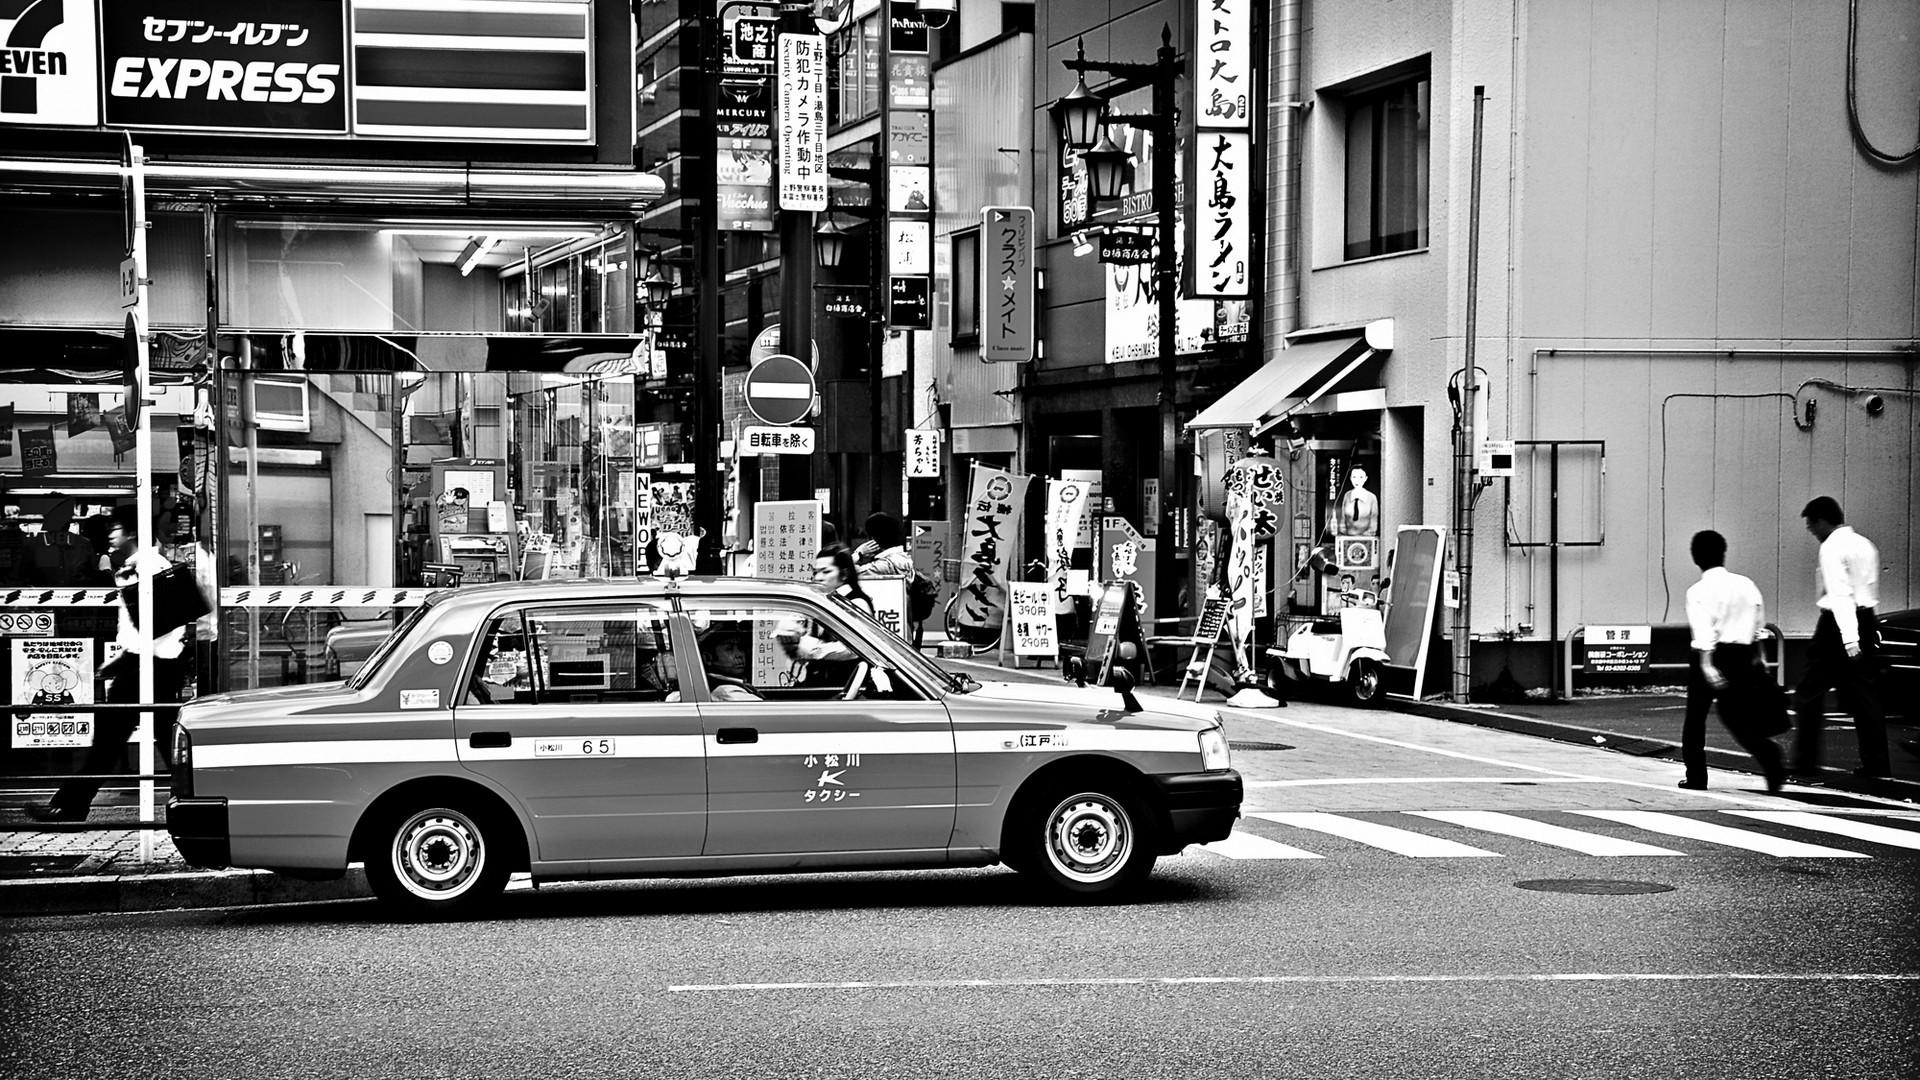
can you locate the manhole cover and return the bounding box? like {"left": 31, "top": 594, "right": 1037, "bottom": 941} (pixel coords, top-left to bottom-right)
{"left": 0, "top": 854, "right": 90, "bottom": 879}
{"left": 1229, "top": 741, "right": 1295, "bottom": 752}
{"left": 1515, "top": 878, "right": 1674, "bottom": 895}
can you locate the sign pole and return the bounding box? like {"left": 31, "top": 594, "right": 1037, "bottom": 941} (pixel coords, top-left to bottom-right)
{"left": 124, "top": 139, "right": 156, "bottom": 860}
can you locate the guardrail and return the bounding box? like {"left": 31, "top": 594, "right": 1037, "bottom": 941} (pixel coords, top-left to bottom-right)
{"left": 4, "top": 703, "right": 182, "bottom": 838}
{"left": 1561, "top": 623, "right": 1786, "bottom": 698}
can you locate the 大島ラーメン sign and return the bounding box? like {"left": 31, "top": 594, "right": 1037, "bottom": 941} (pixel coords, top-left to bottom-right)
{"left": 980, "top": 207, "right": 1034, "bottom": 363}
{"left": 1190, "top": 129, "right": 1252, "bottom": 298}
{"left": 100, "top": 0, "right": 346, "bottom": 133}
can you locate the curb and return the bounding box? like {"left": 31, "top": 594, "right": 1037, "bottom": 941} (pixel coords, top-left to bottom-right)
{"left": 0, "top": 866, "right": 370, "bottom": 918}
{"left": 1390, "top": 696, "right": 1920, "bottom": 803}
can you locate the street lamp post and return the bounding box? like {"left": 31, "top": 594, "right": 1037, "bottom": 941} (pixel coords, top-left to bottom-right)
{"left": 1056, "top": 27, "right": 1187, "bottom": 626}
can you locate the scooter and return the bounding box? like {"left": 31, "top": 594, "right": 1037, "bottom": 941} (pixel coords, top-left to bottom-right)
{"left": 1270, "top": 586, "right": 1390, "bottom": 707}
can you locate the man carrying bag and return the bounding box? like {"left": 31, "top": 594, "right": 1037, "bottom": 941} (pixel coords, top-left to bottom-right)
{"left": 29, "top": 508, "right": 199, "bottom": 822}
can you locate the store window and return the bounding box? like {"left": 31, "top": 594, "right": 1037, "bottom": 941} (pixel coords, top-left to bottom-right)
{"left": 1342, "top": 65, "right": 1430, "bottom": 261}
{"left": 830, "top": 12, "right": 881, "bottom": 128}
{"left": 950, "top": 229, "right": 979, "bottom": 344}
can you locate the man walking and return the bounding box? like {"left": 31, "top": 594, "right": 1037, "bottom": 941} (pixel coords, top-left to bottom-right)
{"left": 29, "top": 508, "right": 187, "bottom": 822}
{"left": 1681, "top": 530, "right": 1785, "bottom": 792}
{"left": 1792, "top": 496, "right": 1889, "bottom": 778}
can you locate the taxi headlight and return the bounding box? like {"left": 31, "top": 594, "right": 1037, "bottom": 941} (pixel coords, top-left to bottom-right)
{"left": 1198, "top": 726, "right": 1231, "bottom": 771}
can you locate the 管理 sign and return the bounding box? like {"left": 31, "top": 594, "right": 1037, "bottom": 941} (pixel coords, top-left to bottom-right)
{"left": 101, "top": 0, "right": 348, "bottom": 133}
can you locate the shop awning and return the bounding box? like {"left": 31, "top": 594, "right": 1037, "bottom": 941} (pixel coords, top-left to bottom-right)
{"left": 1187, "top": 322, "right": 1389, "bottom": 436}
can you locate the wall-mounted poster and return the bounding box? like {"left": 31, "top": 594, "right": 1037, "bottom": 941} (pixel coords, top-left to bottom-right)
{"left": 11, "top": 638, "right": 94, "bottom": 749}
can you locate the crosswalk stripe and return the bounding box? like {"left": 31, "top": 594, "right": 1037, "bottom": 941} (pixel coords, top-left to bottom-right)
{"left": 1722, "top": 811, "right": 1920, "bottom": 851}
{"left": 1200, "top": 832, "right": 1325, "bottom": 860}
{"left": 1404, "top": 811, "right": 1688, "bottom": 857}
{"left": 1250, "top": 811, "right": 1502, "bottom": 857}
{"left": 1570, "top": 811, "right": 1869, "bottom": 858}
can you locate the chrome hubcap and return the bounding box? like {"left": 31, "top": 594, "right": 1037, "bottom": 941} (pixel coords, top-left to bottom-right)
{"left": 393, "top": 809, "right": 483, "bottom": 900}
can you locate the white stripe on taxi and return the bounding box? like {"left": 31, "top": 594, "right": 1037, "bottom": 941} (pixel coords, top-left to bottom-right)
{"left": 197, "top": 739, "right": 459, "bottom": 769}
{"left": 952, "top": 728, "right": 1204, "bottom": 756}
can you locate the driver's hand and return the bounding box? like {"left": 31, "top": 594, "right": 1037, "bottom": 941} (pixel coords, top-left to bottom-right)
{"left": 1844, "top": 640, "right": 1861, "bottom": 659}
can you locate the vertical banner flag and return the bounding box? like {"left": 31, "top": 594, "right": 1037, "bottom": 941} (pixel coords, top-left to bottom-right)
{"left": 980, "top": 206, "right": 1035, "bottom": 362}
{"left": 1044, "top": 479, "right": 1091, "bottom": 615}
{"left": 776, "top": 33, "right": 828, "bottom": 211}
{"left": 1189, "top": 0, "right": 1253, "bottom": 299}
{"left": 1102, "top": 516, "right": 1157, "bottom": 624}
{"left": 1222, "top": 452, "right": 1284, "bottom": 670}
{"left": 955, "top": 465, "right": 1031, "bottom": 640}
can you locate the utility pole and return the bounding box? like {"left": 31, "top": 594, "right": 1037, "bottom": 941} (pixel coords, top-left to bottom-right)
{"left": 687, "top": 0, "right": 724, "bottom": 572}
{"left": 1451, "top": 86, "right": 1487, "bottom": 703}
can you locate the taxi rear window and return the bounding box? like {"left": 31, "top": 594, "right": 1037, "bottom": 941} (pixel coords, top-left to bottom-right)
{"left": 346, "top": 599, "right": 439, "bottom": 690}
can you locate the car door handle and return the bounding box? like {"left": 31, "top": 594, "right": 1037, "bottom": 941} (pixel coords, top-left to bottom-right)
{"left": 715, "top": 727, "right": 758, "bottom": 744}
{"left": 469, "top": 731, "right": 512, "bottom": 749}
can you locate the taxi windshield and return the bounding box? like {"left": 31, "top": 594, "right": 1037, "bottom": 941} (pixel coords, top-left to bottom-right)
{"left": 823, "top": 591, "right": 972, "bottom": 694}
{"left": 345, "top": 598, "right": 439, "bottom": 690}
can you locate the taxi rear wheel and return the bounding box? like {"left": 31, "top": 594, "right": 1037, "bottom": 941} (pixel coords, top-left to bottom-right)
{"left": 365, "top": 802, "right": 510, "bottom": 917}
{"left": 1021, "top": 785, "right": 1156, "bottom": 897}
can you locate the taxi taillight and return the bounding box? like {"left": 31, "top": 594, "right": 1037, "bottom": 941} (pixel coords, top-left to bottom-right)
{"left": 171, "top": 726, "right": 192, "bottom": 798}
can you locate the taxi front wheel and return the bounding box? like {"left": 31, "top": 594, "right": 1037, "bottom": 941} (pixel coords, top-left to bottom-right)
{"left": 1021, "top": 785, "right": 1156, "bottom": 897}
{"left": 365, "top": 802, "right": 511, "bottom": 917}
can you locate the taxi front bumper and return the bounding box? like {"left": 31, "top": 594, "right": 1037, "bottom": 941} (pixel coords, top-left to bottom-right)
{"left": 166, "top": 797, "right": 231, "bottom": 868}
{"left": 1150, "top": 770, "right": 1243, "bottom": 853}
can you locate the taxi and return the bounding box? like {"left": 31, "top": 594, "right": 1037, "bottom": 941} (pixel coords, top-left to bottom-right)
{"left": 166, "top": 578, "right": 1242, "bottom": 916}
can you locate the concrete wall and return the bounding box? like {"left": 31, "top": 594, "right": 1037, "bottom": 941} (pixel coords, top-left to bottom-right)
{"left": 1506, "top": 0, "right": 1920, "bottom": 640}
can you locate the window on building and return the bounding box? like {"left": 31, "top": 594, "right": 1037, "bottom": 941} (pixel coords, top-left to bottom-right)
{"left": 950, "top": 228, "right": 979, "bottom": 344}
{"left": 1342, "top": 67, "right": 1429, "bottom": 261}
{"left": 831, "top": 13, "right": 881, "bottom": 128}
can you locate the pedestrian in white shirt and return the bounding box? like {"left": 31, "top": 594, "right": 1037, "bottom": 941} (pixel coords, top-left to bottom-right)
{"left": 1681, "top": 530, "right": 1785, "bottom": 792}
{"left": 1792, "top": 497, "right": 1889, "bottom": 777}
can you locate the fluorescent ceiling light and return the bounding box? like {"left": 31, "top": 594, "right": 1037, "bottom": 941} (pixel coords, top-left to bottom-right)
{"left": 458, "top": 235, "right": 499, "bottom": 277}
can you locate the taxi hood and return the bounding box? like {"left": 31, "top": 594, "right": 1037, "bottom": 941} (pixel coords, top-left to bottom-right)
{"left": 958, "top": 678, "right": 1222, "bottom": 729}
{"left": 178, "top": 681, "right": 362, "bottom": 724}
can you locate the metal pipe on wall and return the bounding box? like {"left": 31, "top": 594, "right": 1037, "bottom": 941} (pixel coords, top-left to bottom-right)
{"left": 1451, "top": 86, "right": 1487, "bottom": 703}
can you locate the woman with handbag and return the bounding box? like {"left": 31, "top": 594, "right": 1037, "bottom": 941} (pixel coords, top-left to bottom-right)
{"left": 30, "top": 508, "right": 189, "bottom": 822}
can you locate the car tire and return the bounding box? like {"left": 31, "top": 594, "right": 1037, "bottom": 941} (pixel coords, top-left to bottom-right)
{"left": 1347, "top": 658, "right": 1384, "bottom": 707}
{"left": 1018, "top": 783, "right": 1156, "bottom": 898}
{"left": 364, "top": 801, "right": 511, "bottom": 918}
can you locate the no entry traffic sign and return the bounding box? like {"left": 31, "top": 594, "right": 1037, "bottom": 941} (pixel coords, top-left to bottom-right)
{"left": 744, "top": 353, "right": 816, "bottom": 426}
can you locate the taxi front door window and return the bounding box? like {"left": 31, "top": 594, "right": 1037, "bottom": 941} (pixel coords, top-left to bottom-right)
{"left": 692, "top": 602, "right": 918, "bottom": 702}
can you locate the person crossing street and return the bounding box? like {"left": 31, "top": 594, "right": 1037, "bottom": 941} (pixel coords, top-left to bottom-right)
{"left": 1679, "top": 530, "right": 1785, "bottom": 792}
{"left": 1791, "top": 497, "right": 1890, "bottom": 779}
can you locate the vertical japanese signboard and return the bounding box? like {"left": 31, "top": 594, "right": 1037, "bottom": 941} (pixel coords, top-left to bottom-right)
{"left": 1188, "top": 0, "right": 1253, "bottom": 298}
{"left": 980, "top": 206, "right": 1035, "bottom": 363}
{"left": 776, "top": 32, "right": 827, "bottom": 211}
{"left": 752, "top": 499, "right": 822, "bottom": 683}
{"left": 955, "top": 465, "right": 1031, "bottom": 643}
{"left": 905, "top": 428, "right": 941, "bottom": 477}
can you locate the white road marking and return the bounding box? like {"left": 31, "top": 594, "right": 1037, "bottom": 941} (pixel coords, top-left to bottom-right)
{"left": 667, "top": 973, "right": 1920, "bottom": 993}
{"left": 1247, "top": 712, "right": 1920, "bottom": 809}
{"left": 1199, "top": 832, "right": 1324, "bottom": 860}
{"left": 1246, "top": 776, "right": 1615, "bottom": 788}
{"left": 1571, "top": 811, "right": 1869, "bottom": 857}
{"left": 1405, "top": 810, "right": 1687, "bottom": 857}
{"left": 1250, "top": 811, "right": 1501, "bottom": 857}
{"left": 1722, "top": 810, "right": 1920, "bottom": 851}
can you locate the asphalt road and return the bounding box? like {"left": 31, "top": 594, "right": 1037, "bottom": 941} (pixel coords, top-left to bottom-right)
{"left": 4, "top": 701, "right": 1918, "bottom": 1080}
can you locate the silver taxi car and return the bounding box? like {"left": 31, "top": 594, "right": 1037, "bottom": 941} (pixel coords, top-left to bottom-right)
{"left": 167, "top": 577, "right": 1241, "bottom": 916}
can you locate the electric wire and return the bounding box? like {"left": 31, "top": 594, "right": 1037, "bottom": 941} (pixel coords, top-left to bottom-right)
{"left": 1657, "top": 392, "right": 1798, "bottom": 622}
{"left": 1847, "top": 0, "right": 1920, "bottom": 166}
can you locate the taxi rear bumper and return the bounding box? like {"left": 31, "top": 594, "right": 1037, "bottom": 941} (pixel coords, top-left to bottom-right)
{"left": 166, "top": 797, "right": 231, "bottom": 868}
{"left": 1150, "top": 770, "right": 1242, "bottom": 852}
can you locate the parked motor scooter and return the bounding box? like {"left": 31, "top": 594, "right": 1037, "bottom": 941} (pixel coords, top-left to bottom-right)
{"left": 1270, "top": 586, "right": 1391, "bottom": 707}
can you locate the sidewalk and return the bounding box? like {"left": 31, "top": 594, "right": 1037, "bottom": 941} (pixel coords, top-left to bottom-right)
{"left": 5, "top": 656, "right": 1914, "bottom": 918}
